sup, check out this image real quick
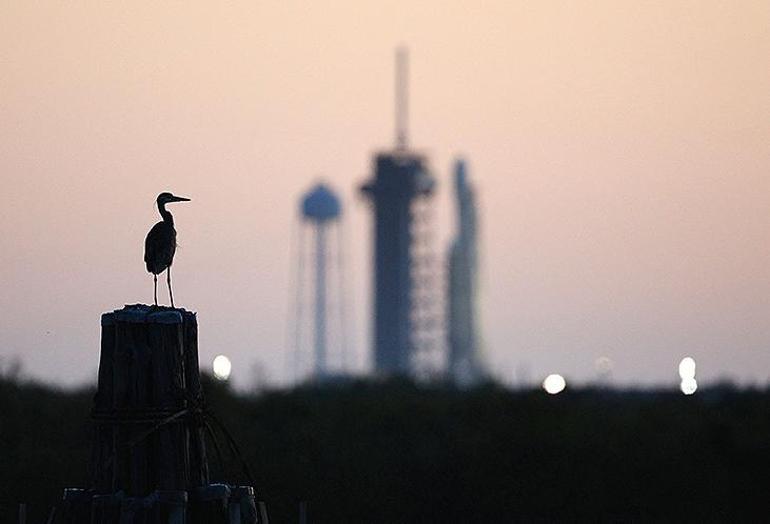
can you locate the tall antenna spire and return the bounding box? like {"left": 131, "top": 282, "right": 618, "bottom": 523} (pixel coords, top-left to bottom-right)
{"left": 395, "top": 46, "right": 409, "bottom": 150}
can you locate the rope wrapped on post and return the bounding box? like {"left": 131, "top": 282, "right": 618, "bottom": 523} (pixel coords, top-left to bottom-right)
{"left": 93, "top": 403, "right": 255, "bottom": 488}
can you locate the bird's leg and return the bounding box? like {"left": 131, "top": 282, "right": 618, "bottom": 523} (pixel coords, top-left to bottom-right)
{"left": 153, "top": 274, "right": 158, "bottom": 307}
{"left": 167, "top": 266, "right": 175, "bottom": 308}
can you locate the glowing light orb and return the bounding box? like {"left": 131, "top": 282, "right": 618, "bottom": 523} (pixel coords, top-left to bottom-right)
{"left": 680, "top": 377, "right": 697, "bottom": 395}
{"left": 212, "top": 355, "right": 232, "bottom": 381}
{"left": 678, "top": 357, "right": 696, "bottom": 380}
{"left": 543, "top": 374, "right": 566, "bottom": 395}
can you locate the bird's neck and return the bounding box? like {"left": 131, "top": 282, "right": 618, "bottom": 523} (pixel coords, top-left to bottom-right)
{"left": 158, "top": 202, "right": 174, "bottom": 225}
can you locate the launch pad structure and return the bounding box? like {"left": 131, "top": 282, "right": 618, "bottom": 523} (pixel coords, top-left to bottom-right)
{"left": 361, "top": 48, "right": 440, "bottom": 378}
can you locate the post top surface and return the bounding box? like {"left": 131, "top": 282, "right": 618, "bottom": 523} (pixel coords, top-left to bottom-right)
{"left": 101, "top": 304, "right": 196, "bottom": 326}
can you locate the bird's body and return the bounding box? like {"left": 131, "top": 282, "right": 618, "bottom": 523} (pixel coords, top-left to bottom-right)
{"left": 144, "top": 192, "right": 190, "bottom": 307}
{"left": 144, "top": 220, "right": 177, "bottom": 275}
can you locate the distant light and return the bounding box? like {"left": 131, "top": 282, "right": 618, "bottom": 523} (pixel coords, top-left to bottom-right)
{"left": 594, "top": 356, "right": 614, "bottom": 374}
{"left": 680, "top": 377, "right": 697, "bottom": 395}
{"left": 212, "top": 355, "right": 232, "bottom": 381}
{"left": 543, "top": 374, "right": 566, "bottom": 395}
{"left": 678, "top": 357, "right": 696, "bottom": 380}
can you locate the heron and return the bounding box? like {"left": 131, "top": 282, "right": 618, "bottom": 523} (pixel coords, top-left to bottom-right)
{"left": 144, "top": 192, "right": 190, "bottom": 307}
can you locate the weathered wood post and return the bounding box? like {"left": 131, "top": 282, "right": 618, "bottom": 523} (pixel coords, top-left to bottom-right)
{"left": 57, "top": 305, "right": 259, "bottom": 524}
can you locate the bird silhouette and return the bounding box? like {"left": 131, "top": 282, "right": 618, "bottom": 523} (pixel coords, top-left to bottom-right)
{"left": 144, "top": 192, "right": 190, "bottom": 307}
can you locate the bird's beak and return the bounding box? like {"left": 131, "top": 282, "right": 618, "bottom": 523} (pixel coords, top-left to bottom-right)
{"left": 170, "top": 195, "right": 191, "bottom": 202}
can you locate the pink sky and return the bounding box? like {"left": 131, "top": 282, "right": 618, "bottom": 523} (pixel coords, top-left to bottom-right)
{"left": 1, "top": 1, "right": 769, "bottom": 388}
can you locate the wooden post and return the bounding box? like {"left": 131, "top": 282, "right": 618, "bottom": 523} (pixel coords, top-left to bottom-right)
{"left": 58, "top": 305, "right": 259, "bottom": 524}
{"left": 94, "top": 305, "right": 202, "bottom": 496}
{"left": 59, "top": 488, "right": 92, "bottom": 524}
{"left": 299, "top": 501, "right": 307, "bottom": 524}
{"left": 230, "top": 487, "right": 258, "bottom": 523}
{"left": 258, "top": 502, "right": 270, "bottom": 524}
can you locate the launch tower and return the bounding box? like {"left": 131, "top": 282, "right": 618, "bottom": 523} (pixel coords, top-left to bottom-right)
{"left": 361, "top": 48, "right": 436, "bottom": 377}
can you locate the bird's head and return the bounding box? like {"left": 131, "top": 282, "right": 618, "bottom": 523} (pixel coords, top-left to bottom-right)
{"left": 157, "top": 192, "right": 191, "bottom": 205}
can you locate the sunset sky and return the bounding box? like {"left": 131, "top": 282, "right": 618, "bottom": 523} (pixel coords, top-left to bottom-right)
{"left": 1, "top": 1, "right": 769, "bottom": 388}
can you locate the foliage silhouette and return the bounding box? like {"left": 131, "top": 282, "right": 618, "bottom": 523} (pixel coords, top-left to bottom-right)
{"left": 1, "top": 374, "right": 768, "bottom": 522}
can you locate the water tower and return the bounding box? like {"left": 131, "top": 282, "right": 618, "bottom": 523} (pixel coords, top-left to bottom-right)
{"left": 294, "top": 182, "right": 344, "bottom": 381}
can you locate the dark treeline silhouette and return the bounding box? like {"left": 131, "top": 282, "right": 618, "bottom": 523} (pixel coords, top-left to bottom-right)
{"left": 1, "top": 374, "right": 769, "bottom": 522}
